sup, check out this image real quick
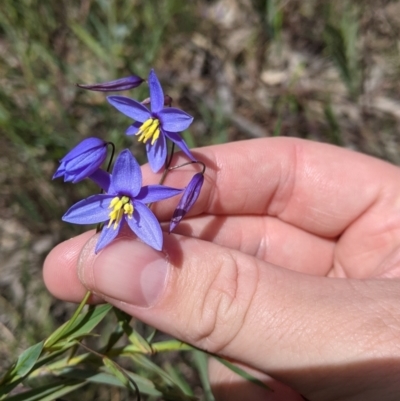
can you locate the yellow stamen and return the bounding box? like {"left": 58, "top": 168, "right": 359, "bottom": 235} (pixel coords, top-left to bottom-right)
{"left": 107, "top": 196, "right": 133, "bottom": 229}
{"left": 124, "top": 203, "right": 134, "bottom": 218}
{"left": 109, "top": 196, "right": 120, "bottom": 208}
{"left": 137, "top": 118, "right": 154, "bottom": 133}
{"left": 151, "top": 128, "right": 161, "bottom": 145}
{"left": 139, "top": 121, "right": 158, "bottom": 143}
{"left": 136, "top": 118, "right": 160, "bottom": 144}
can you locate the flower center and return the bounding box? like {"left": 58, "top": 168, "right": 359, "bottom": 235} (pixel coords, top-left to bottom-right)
{"left": 136, "top": 118, "right": 161, "bottom": 145}
{"left": 108, "top": 196, "right": 133, "bottom": 229}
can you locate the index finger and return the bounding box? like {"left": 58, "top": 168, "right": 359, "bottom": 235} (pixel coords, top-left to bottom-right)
{"left": 148, "top": 137, "right": 400, "bottom": 238}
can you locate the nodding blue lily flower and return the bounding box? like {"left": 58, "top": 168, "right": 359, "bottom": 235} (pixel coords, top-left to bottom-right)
{"left": 53, "top": 137, "right": 108, "bottom": 183}
{"left": 170, "top": 172, "right": 204, "bottom": 232}
{"left": 77, "top": 75, "right": 144, "bottom": 92}
{"left": 62, "top": 149, "right": 183, "bottom": 253}
{"left": 107, "top": 69, "right": 195, "bottom": 173}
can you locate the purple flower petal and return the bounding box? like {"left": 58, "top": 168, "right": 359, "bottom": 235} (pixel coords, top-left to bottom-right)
{"left": 111, "top": 149, "right": 142, "bottom": 197}
{"left": 61, "top": 137, "right": 106, "bottom": 162}
{"left": 107, "top": 96, "right": 150, "bottom": 122}
{"left": 95, "top": 222, "right": 122, "bottom": 253}
{"left": 164, "top": 131, "right": 196, "bottom": 161}
{"left": 148, "top": 69, "right": 164, "bottom": 113}
{"left": 170, "top": 173, "right": 204, "bottom": 232}
{"left": 136, "top": 185, "right": 183, "bottom": 203}
{"left": 68, "top": 149, "right": 108, "bottom": 183}
{"left": 158, "top": 108, "right": 194, "bottom": 132}
{"left": 126, "top": 121, "right": 142, "bottom": 136}
{"left": 67, "top": 165, "right": 97, "bottom": 183}
{"left": 63, "top": 148, "right": 102, "bottom": 170}
{"left": 77, "top": 75, "right": 144, "bottom": 92}
{"left": 89, "top": 169, "right": 111, "bottom": 192}
{"left": 63, "top": 171, "right": 76, "bottom": 182}
{"left": 146, "top": 133, "right": 167, "bottom": 173}
{"left": 53, "top": 161, "right": 66, "bottom": 179}
{"left": 127, "top": 201, "right": 163, "bottom": 250}
{"left": 62, "top": 194, "right": 114, "bottom": 224}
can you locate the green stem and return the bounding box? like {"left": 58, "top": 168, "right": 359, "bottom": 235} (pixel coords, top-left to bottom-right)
{"left": 44, "top": 291, "right": 92, "bottom": 348}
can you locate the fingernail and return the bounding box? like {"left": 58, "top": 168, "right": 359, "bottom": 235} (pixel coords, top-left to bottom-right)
{"left": 78, "top": 235, "right": 169, "bottom": 307}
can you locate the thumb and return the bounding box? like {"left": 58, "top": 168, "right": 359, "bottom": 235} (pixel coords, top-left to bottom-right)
{"left": 77, "top": 232, "right": 400, "bottom": 399}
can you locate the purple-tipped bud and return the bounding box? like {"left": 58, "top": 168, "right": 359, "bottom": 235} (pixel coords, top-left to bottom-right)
{"left": 77, "top": 75, "right": 144, "bottom": 92}
{"left": 53, "top": 137, "right": 108, "bottom": 183}
{"left": 169, "top": 172, "right": 204, "bottom": 232}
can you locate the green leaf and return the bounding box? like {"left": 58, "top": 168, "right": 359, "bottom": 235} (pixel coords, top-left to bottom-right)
{"left": 103, "top": 357, "right": 140, "bottom": 396}
{"left": 0, "top": 341, "right": 44, "bottom": 397}
{"left": 192, "top": 351, "right": 215, "bottom": 401}
{"left": 129, "top": 354, "right": 196, "bottom": 401}
{"left": 60, "top": 367, "right": 161, "bottom": 397}
{"left": 104, "top": 308, "right": 131, "bottom": 352}
{"left": 3, "top": 341, "right": 44, "bottom": 383}
{"left": 164, "top": 362, "right": 194, "bottom": 397}
{"left": 146, "top": 328, "right": 157, "bottom": 343}
{"left": 128, "top": 330, "right": 153, "bottom": 354}
{"left": 0, "top": 349, "right": 68, "bottom": 399}
{"left": 102, "top": 357, "right": 129, "bottom": 388}
{"left": 45, "top": 304, "right": 112, "bottom": 349}
{"left": 2, "top": 379, "right": 85, "bottom": 401}
{"left": 214, "top": 356, "right": 272, "bottom": 391}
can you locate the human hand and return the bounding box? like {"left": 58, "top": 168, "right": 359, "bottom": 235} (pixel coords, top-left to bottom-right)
{"left": 44, "top": 137, "right": 400, "bottom": 401}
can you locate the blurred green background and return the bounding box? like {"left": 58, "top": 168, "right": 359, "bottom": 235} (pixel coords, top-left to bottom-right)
{"left": 1, "top": 0, "right": 400, "bottom": 399}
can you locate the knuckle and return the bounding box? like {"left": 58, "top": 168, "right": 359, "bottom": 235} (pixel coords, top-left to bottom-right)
{"left": 184, "top": 250, "right": 259, "bottom": 354}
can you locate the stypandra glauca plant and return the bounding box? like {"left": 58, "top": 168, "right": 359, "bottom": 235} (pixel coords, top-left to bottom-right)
{"left": 0, "top": 69, "right": 270, "bottom": 400}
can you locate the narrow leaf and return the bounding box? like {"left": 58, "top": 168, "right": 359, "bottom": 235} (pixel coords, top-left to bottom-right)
{"left": 164, "top": 362, "right": 194, "bottom": 396}
{"left": 45, "top": 304, "right": 112, "bottom": 349}
{"left": 3, "top": 379, "right": 85, "bottom": 401}
{"left": 192, "top": 351, "right": 215, "bottom": 401}
{"left": 214, "top": 356, "right": 272, "bottom": 391}
{"left": 103, "top": 357, "right": 129, "bottom": 387}
{"left": 128, "top": 330, "right": 153, "bottom": 354}
{"left": 60, "top": 367, "right": 161, "bottom": 397}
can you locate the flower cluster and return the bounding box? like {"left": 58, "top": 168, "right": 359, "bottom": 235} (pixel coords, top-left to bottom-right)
{"left": 54, "top": 70, "right": 205, "bottom": 253}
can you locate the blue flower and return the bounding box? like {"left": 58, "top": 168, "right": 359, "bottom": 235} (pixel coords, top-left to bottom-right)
{"left": 170, "top": 172, "right": 204, "bottom": 232}
{"left": 77, "top": 75, "right": 144, "bottom": 92}
{"left": 62, "top": 149, "right": 182, "bottom": 253}
{"left": 107, "top": 69, "right": 194, "bottom": 172}
{"left": 53, "top": 137, "right": 108, "bottom": 183}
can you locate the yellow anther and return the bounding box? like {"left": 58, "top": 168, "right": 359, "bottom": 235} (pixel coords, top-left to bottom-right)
{"left": 109, "top": 196, "right": 120, "bottom": 208}
{"left": 138, "top": 118, "right": 154, "bottom": 133}
{"left": 123, "top": 203, "right": 134, "bottom": 218}
{"left": 136, "top": 118, "right": 155, "bottom": 139}
{"left": 107, "top": 196, "right": 134, "bottom": 229}
{"left": 138, "top": 121, "right": 158, "bottom": 143}
{"left": 136, "top": 118, "right": 160, "bottom": 144}
{"left": 151, "top": 128, "right": 161, "bottom": 145}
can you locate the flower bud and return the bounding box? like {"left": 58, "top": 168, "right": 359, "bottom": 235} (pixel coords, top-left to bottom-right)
{"left": 77, "top": 75, "right": 144, "bottom": 92}
{"left": 53, "top": 137, "right": 108, "bottom": 183}
{"left": 170, "top": 172, "right": 204, "bottom": 232}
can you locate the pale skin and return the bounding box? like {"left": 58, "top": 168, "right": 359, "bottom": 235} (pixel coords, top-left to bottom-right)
{"left": 44, "top": 137, "right": 400, "bottom": 400}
